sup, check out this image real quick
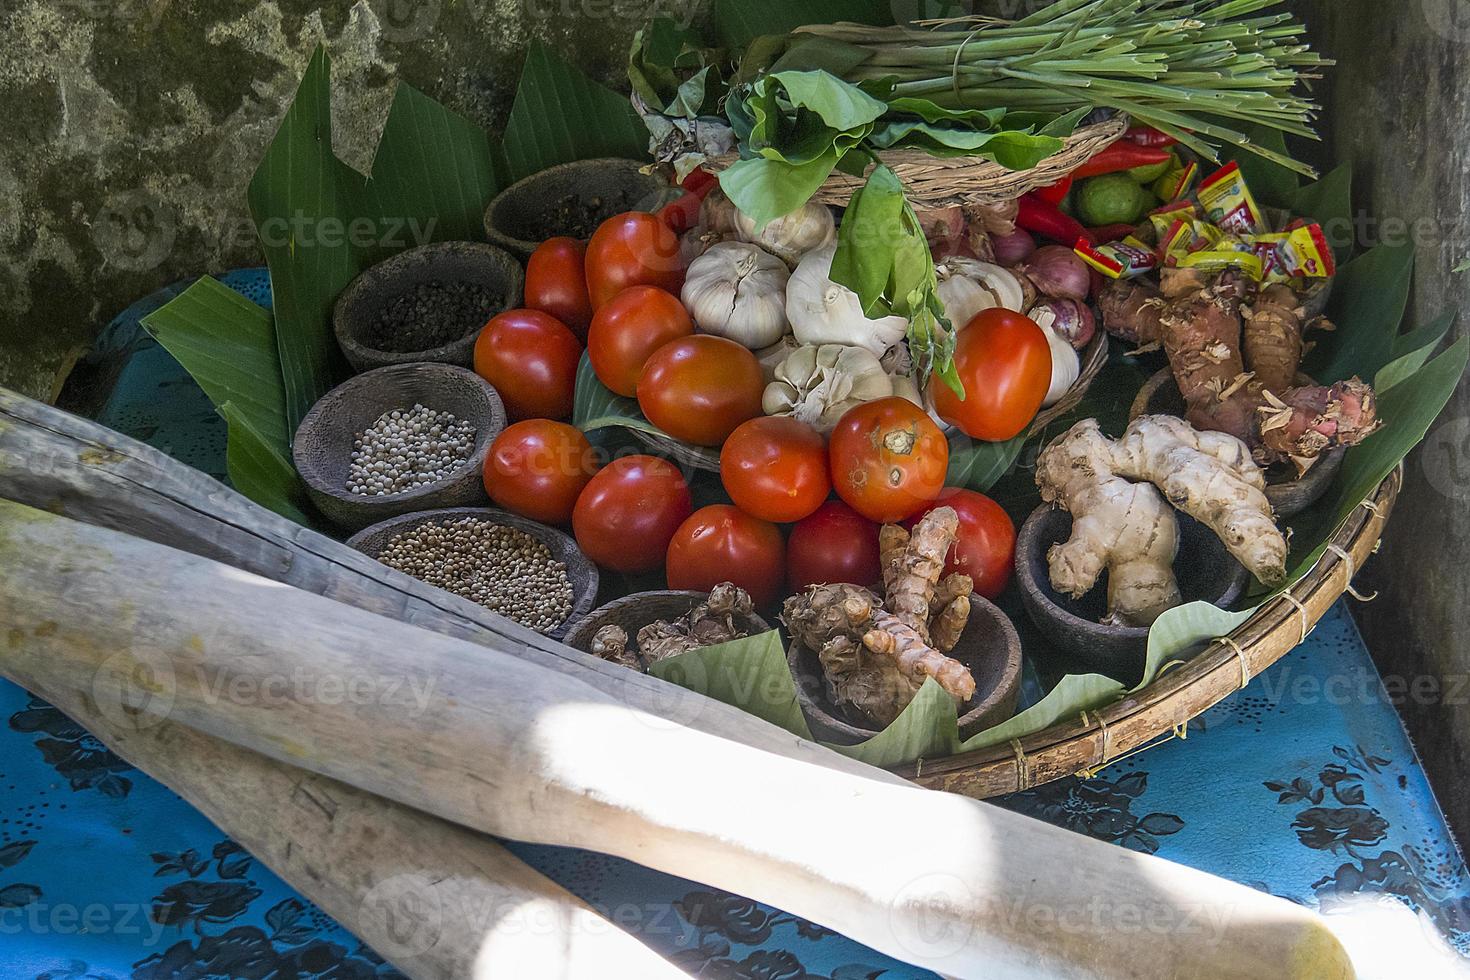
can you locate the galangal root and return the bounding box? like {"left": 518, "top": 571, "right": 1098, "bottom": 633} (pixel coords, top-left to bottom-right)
{"left": 1099, "top": 272, "right": 1380, "bottom": 473}
{"left": 783, "top": 508, "right": 978, "bottom": 726}
{"left": 1037, "top": 416, "right": 1287, "bottom": 627}
{"left": 591, "top": 583, "right": 757, "bottom": 671}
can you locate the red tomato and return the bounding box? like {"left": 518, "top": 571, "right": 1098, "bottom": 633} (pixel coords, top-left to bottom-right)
{"left": 681, "top": 168, "right": 718, "bottom": 199}
{"left": 930, "top": 308, "right": 1052, "bottom": 441}
{"left": 572, "top": 455, "right": 693, "bottom": 573}
{"left": 658, "top": 192, "right": 703, "bottom": 235}
{"left": 828, "top": 397, "right": 949, "bottom": 523}
{"left": 525, "top": 238, "right": 594, "bottom": 341}
{"left": 637, "top": 335, "right": 764, "bottom": 447}
{"left": 666, "top": 504, "right": 786, "bottom": 607}
{"left": 720, "top": 417, "right": 831, "bottom": 524}
{"left": 473, "top": 309, "right": 581, "bottom": 421}
{"left": 786, "top": 501, "right": 882, "bottom": 592}
{"left": 483, "top": 420, "right": 596, "bottom": 526}
{"left": 906, "top": 489, "right": 1016, "bottom": 600}
{"left": 585, "top": 211, "right": 685, "bottom": 309}
{"left": 586, "top": 286, "right": 694, "bottom": 397}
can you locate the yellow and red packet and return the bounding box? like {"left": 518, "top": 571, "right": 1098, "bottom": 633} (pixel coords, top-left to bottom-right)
{"left": 1197, "top": 162, "right": 1267, "bottom": 235}
{"left": 1075, "top": 234, "right": 1159, "bottom": 279}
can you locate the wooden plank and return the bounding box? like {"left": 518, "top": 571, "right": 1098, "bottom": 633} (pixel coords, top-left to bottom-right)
{"left": 0, "top": 499, "right": 1354, "bottom": 980}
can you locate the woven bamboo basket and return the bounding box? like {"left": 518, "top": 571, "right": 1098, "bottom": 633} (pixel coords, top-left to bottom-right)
{"left": 895, "top": 467, "right": 1402, "bottom": 797}
{"left": 706, "top": 115, "right": 1130, "bottom": 211}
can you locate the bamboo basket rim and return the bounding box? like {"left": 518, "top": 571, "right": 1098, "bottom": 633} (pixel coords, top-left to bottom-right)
{"left": 895, "top": 465, "right": 1403, "bottom": 797}
{"left": 705, "top": 115, "right": 1129, "bottom": 210}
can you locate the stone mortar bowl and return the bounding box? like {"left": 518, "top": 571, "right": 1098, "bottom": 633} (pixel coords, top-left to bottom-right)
{"left": 1015, "top": 505, "right": 1251, "bottom": 686}
{"left": 333, "top": 241, "right": 522, "bottom": 373}
{"left": 786, "top": 595, "right": 1023, "bottom": 745}
{"left": 483, "top": 158, "right": 671, "bottom": 260}
{"left": 293, "top": 363, "right": 505, "bottom": 531}
{"left": 347, "top": 507, "right": 598, "bottom": 642}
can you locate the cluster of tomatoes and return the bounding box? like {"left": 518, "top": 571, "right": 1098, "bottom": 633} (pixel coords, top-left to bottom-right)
{"left": 472, "top": 186, "right": 1017, "bottom": 608}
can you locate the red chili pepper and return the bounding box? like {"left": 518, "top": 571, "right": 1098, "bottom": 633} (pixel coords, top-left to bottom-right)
{"left": 1087, "top": 223, "right": 1137, "bottom": 244}
{"left": 1031, "top": 175, "right": 1073, "bottom": 207}
{"left": 658, "top": 192, "right": 703, "bottom": 235}
{"left": 1017, "top": 193, "right": 1094, "bottom": 245}
{"left": 680, "top": 168, "right": 718, "bottom": 200}
{"left": 1123, "top": 125, "right": 1178, "bottom": 149}
{"left": 1069, "top": 143, "right": 1172, "bottom": 180}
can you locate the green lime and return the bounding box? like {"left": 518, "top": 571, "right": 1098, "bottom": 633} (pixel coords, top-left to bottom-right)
{"left": 1057, "top": 184, "right": 1078, "bottom": 217}
{"left": 1128, "top": 154, "right": 1175, "bottom": 184}
{"left": 1077, "top": 173, "right": 1150, "bottom": 226}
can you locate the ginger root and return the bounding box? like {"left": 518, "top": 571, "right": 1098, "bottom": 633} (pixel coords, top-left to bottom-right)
{"left": 1037, "top": 416, "right": 1288, "bottom": 627}
{"left": 591, "top": 583, "right": 758, "bottom": 671}
{"left": 783, "top": 510, "right": 978, "bottom": 727}
{"left": 1099, "top": 272, "right": 1380, "bottom": 469}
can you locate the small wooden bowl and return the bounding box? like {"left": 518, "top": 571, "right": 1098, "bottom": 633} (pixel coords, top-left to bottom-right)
{"left": 293, "top": 363, "right": 506, "bottom": 531}
{"left": 333, "top": 242, "right": 522, "bottom": 373}
{"left": 483, "top": 159, "right": 671, "bottom": 260}
{"left": 1015, "top": 506, "right": 1250, "bottom": 685}
{"left": 1128, "top": 367, "right": 1346, "bottom": 518}
{"left": 563, "top": 590, "right": 772, "bottom": 655}
{"left": 786, "top": 596, "right": 1023, "bottom": 745}
{"left": 346, "top": 507, "right": 598, "bottom": 641}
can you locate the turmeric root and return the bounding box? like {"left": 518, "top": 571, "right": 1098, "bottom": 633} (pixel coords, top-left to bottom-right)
{"left": 887, "top": 508, "right": 958, "bottom": 641}
{"left": 1243, "top": 283, "right": 1309, "bottom": 392}
{"left": 1036, "top": 420, "right": 1182, "bottom": 627}
{"left": 1037, "top": 415, "right": 1288, "bottom": 625}
{"left": 930, "top": 595, "right": 972, "bottom": 654}
{"left": 863, "top": 608, "right": 977, "bottom": 703}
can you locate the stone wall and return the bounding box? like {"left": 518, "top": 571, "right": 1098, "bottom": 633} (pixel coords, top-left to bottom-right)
{"left": 1301, "top": 0, "right": 1470, "bottom": 841}
{"left": 0, "top": 0, "right": 703, "bottom": 401}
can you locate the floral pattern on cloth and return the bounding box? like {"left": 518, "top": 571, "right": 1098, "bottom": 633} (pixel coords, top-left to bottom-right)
{"left": 1, "top": 268, "right": 1467, "bottom": 978}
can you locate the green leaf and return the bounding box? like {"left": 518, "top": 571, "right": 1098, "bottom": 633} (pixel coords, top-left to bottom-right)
{"left": 1306, "top": 242, "right": 1415, "bottom": 384}
{"left": 247, "top": 47, "right": 508, "bottom": 435}
{"left": 1376, "top": 311, "right": 1455, "bottom": 391}
{"left": 246, "top": 49, "right": 361, "bottom": 433}
{"left": 962, "top": 602, "right": 1254, "bottom": 752}
{"left": 572, "top": 352, "right": 661, "bottom": 437}
{"left": 503, "top": 41, "right": 649, "bottom": 183}
{"left": 141, "top": 277, "right": 311, "bottom": 524}
{"left": 1284, "top": 164, "right": 1353, "bottom": 266}
{"left": 830, "top": 679, "right": 961, "bottom": 769}
{"left": 766, "top": 71, "right": 888, "bottom": 132}
{"left": 220, "top": 402, "right": 314, "bottom": 526}
{"left": 719, "top": 149, "right": 842, "bottom": 227}
{"left": 650, "top": 631, "right": 814, "bottom": 738}
{"left": 946, "top": 431, "right": 1028, "bottom": 492}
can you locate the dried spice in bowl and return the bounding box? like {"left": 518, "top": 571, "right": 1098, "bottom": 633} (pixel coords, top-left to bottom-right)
{"left": 347, "top": 404, "right": 477, "bottom": 497}
{"left": 376, "top": 516, "right": 574, "bottom": 634}
{"left": 363, "top": 280, "right": 500, "bottom": 354}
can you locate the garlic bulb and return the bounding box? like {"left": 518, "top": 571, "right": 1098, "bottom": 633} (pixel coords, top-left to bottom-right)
{"left": 1040, "top": 321, "right": 1082, "bottom": 407}
{"left": 681, "top": 242, "right": 790, "bottom": 350}
{"left": 787, "top": 244, "right": 909, "bottom": 357}
{"left": 755, "top": 333, "right": 801, "bottom": 384}
{"left": 763, "top": 344, "right": 895, "bottom": 434}
{"left": 934, "top": 258, "right": 1025, "bottom": 328}
{"left": 733, "top": 200, "right": 836, "bottom": 268}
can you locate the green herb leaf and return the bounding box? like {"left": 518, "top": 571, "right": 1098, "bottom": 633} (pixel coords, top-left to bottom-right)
{"left": 141, "top": 277, "right": 312, "bottom": 524}
{"left": 572, "top": 352, "right": 662, "bottom": 437}
{"left": 504, "top": 41, "right": 649, "bottom": 182}
{"left": 1285, "top": 164, "right": 1354, "bottom": 266}
{"left": 1307, "top": 242, "right": 1415, "bottom": 384}
{"left": 1376, "top": 311, "right": 1455, "bottom": 391}
{"left": 946, "top": 432, "right": 1029, "bottom": 493}
{"left": 247, "top": 47, "right": 508, "bottom": 435}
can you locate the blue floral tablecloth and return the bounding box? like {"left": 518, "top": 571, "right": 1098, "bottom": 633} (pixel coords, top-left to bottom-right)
{"left": 3, "top": 269, "right": 1468, "bottom": 979}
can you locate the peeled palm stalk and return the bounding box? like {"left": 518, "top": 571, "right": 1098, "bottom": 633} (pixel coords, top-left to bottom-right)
{"left": 18, "top": 673, "right": 685, "bottom": 980}
{"left": 0, "top": 457, "right": 1354, "bottom": 980}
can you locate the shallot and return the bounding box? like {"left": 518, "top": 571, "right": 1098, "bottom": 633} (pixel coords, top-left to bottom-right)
{"left": 1018, "top": 245, "right": 1091, "bottom": 301}
{"left": 1029, "top": 298, "right": 1096, "bottom": 350}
